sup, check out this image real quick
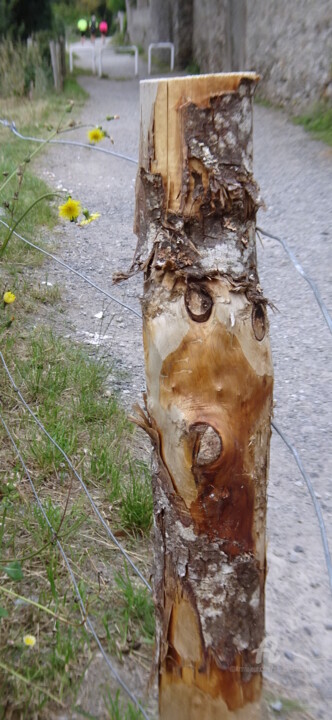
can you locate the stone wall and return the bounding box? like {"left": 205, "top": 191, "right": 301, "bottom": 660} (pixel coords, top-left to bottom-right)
{"left": 245, "top": 0, "right": 332, "bottom": 109}
{"left": 192, "top": 0, "right": 246, "bottom": 73}
{"left": 192, "top": 0, "right": 229, "bottom": 72}
{"left": 125, "top": 0, "right": 150, "bottom": 49}
{"left": 126, "top": 0, "right": 332, "bottom": 110}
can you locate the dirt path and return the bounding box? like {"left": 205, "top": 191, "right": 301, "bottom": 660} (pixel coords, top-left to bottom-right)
{"left": 36, "top": 69, "right": 332, "bottom": 720}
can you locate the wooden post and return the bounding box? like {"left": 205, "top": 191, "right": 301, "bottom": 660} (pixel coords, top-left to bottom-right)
{"left": 49, "top": 39, "right": 65, "bottom": 92}
{"left": 133, "top": 74, "right": 273, "bottom": 720}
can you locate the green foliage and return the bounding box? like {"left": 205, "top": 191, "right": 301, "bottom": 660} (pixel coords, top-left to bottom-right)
{"left": 107, "top": 0, "right": 125, "bottom": 15}
{"left": 293, "top": 102, "right": 332, "bottom": 146}
{"left": 114, "top": 565, "right": 155, "bottom": 642}
{"left": 186, "top": 59, "right": 200, "bottom": 75}
{"left": 0, "top": 0, "right": 53, "bottom": 40}
{"left": 0, "top": 138, "right": 58, "bottom": 255}
{"left": 104, "top": 690, "right": 146, "bottom": 720}
{"left": 3, "top": 560, "right": 23, "bottom": 581}
{"left": 0, "top": 39, "right": 51, "bottom": 98}
{"left": 119, "top": 462, "right": 153, "bottom": 534}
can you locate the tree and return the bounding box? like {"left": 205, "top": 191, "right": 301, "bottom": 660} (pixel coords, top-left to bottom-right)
{"left": 0, "top": 0, "right": 53, "bottom": 39}
{"left": 133, "top": 73, "right": 273, "bottom": 719}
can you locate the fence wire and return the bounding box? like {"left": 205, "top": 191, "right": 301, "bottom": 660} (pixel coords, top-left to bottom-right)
{"left": 2, "top": 118, "right": 331, "bottom": 335}
{"left": 272, "top": 421, "right": 332, "bottom": 593}
{"left": 1, "top": 114, "right": 331, "bottom": 708}
{"left": 0, "top": 220, "right": 142, "bottom": 320}
{"left": 1, "top": 215, "right": 331, "bottom": 593}
{"left": 0, "top": 119, "right": 138, "bottom": 165}
{"left": 0, "top": 409, "right": 151, "bottom": 720}
{"left": 257, "top": 226, "right": 332, "bottom": 335}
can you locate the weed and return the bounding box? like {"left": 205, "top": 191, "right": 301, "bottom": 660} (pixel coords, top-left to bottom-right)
{"left": 29, "top": 282, "right": 62, "bottom": 304}
{"left": 120, "top": 462, "right": 153, "bottom": 534}
{"left": 186, "top": 60, "right": 200, "bottom": 75}
{"left": 104, "top": 689, "right": 146, "bottom": 720}
{"left": 114, "top": 565, "right": 155, "bottom": 643}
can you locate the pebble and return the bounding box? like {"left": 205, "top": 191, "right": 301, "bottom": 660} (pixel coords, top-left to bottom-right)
{"left": 294, "top": 544, "right": 304, "bottom": 553}
{"left": 324, "top": 623, "right": 332, "bottom": 631}
{"left": 270, "top": 700, "right": 283, "bottom": 712}
{"left": 288, "top": 551, "right": 299, "bottom": 563}
{"left": 284, "top": 650, "right": 294, "bottom": 661}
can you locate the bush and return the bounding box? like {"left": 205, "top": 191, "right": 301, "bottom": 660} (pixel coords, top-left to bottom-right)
{"left": 0, "top": 39, "right": 50, "bottom": 98}
{"left": 0, "top": 0, "right": 53, "bottom": 41}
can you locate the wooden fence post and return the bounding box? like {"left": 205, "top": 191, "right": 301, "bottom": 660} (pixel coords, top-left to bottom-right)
{"left": 133, "top": 73, "right": 273, "bottom": 720}
{"left": 49, "top": 38, "right": 65, "bottom": 92}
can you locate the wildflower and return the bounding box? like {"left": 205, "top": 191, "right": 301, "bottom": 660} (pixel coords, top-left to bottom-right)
{"left": 58, "top": 198, "right": 81, "bottom": 222}
{"left": 23, "top": 634, "right": 36, "bottom": 647}
{"left": 87, "top": 127, "right": 105, "bottom": 144}
{"left": 79, "top": 212, "right": 100, "bottom": 227}
{"left": 3, "top": 291, "right": 16, "bottom": 304}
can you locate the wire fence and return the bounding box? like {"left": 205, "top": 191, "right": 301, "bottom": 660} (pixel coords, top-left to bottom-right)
{"left": 1, "top": 118, "right": 331, "bottom": 333}
{"left": 0, "top": 410, "right": 151, "bottom": 720}
{"left": 0, "top": 119, "right": 138, "bottom": 165}
{"left": 1, "top": 116, "right": 331, "bottom": 713}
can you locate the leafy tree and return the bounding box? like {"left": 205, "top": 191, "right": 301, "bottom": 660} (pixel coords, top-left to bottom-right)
{"left": 0, "top": 0, "right": 53, "bottom": 39}
{"left": 107, "top": 0, "right": 125, "bottom": 12}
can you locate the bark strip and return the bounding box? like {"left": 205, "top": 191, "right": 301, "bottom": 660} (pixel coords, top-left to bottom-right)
{"left": 133, "top": 73, "right": 273, "bottom": 720}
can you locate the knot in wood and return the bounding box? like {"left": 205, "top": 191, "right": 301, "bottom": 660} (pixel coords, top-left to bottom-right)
{"left": 191, "top": 423, "right": 223, "bottom": 467}
{"left": 252, "top": 303, "right": 266, "bottom": 341}
{"left": 185, "top": 284, "right": 213, "bottom": 323}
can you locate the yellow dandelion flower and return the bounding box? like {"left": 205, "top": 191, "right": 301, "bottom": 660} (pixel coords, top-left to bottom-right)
{"left": 3, "top": 291, "right": 16, "bottom": 304}
{"left": 23, "top": 634, "right": 36, "bottom": 647}
{"left": 88, "top": 128, "right": 105, "bottom": 144}
{"left": 58, "top": 198, "right": 81, "bottom": 222}
{"left": 80, "top": 212, "right": 101, "bottom": 226}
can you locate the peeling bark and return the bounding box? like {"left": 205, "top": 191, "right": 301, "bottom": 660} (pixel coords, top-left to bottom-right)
{"left": 133, "top": 74, "right": 273, "bottom": 719}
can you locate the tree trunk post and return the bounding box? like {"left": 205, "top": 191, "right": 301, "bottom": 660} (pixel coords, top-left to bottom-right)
{"left": 133, "top": 73, "right": 274, "bottom": 720}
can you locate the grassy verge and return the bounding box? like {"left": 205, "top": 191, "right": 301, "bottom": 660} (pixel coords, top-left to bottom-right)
{"left": 254, "top": 94, "right": 332, "bottom": 147}
{"left": 0, "top": 83, "right": 153, "bottom": 719}
{"left": 292, "top": 103, "right": 332, "bottom": 146}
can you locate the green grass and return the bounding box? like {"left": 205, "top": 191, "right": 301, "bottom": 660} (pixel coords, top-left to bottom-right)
{"left": 293, "top": 103, "right": 332, "bottom": 145}
{"left": 0, "top": 75, "right": 90, "bottom": 265}
{"left": 185, "top": 60, "right": 201, "bottom": 75}
{"left": 0, "top": 83, "right": 154, "bottom": 718}
{"left": 0, "top": 330, "right": 153, "bottom": 716}
{"left": 104, "top": 689, "right": 147, "bottom": 720}
{"left": 0, "top": 133, "right": 59, "bottom": 250}
{"left": 114, "top": 565, "right": 155, "bottom": 645}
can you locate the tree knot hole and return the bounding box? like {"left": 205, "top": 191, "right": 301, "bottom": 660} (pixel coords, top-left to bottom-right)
{"left": 191, "top": 423, "right": 223, "bottom": 468}
{"left": 252, "top": 303, "right": 266, "bottom": 341}
{"left": 185, "top": 284, "right": 213, "bottom": 323}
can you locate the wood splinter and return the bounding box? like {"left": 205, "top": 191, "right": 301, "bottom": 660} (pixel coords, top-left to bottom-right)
{"left": 132, "top": 73, "right": 274, "bottom": 720}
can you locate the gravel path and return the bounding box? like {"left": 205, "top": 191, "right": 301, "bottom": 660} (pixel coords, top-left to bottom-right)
{"left": 35, "top": 59, "right": 332, "bottom": 719}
